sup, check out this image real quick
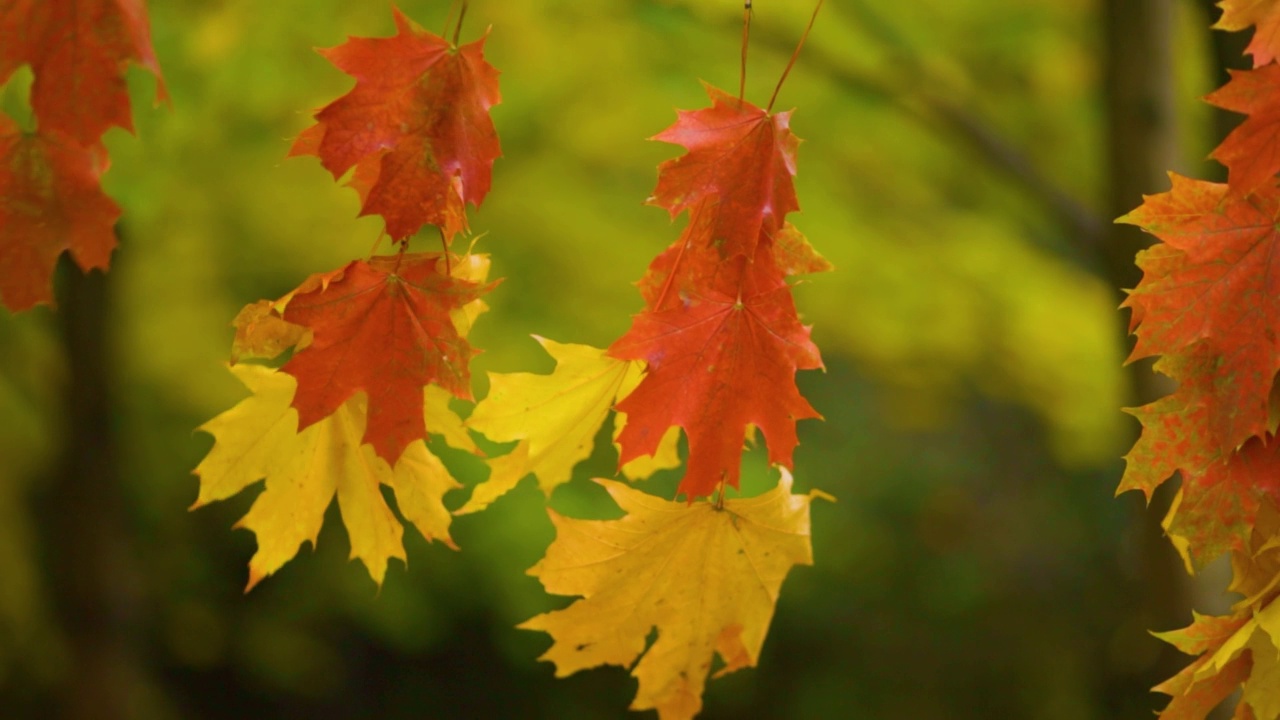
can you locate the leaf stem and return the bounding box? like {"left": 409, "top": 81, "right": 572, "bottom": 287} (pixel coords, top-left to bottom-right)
{"left": 766, "top": 0, "right": 824, "bottom": 113}
{"left": 393, "top": 238, "right": 407, "bottom": 272}
{"left": 441, "top": 0, "right": 457, "bottom": 38}
{"left": 453, "top": 0, "right": 469, "bottom": 46}
{"left": 739, "top": 1, "right": 752, "bottom": 103}
{"left": 439, "top": 227, "right": 452, "bottom": 275}
{"left": 369, "top": 230, "right": 388, "bottom": 258}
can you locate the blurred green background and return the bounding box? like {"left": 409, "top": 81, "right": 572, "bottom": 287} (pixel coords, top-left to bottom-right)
{"left": 0, "top": 0, "right": 1249, "bottom": 717}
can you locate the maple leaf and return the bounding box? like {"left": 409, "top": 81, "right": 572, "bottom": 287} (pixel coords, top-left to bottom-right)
{"left": 1121, "top": 351, "right": 1280, "bottom": 570}
{"left": 1181, "top": 599, "right": 1280, "bottom": 720}
{"left": 1228, "top": 500, "right": 1280, "bottom": 606}
{"left": 1153, "top": 611, "right": 1253, "bottom": 720}
{"left": 520, "top": 469, "right": 828, "bottom": 720}
{"left": 611, "top": 236, "right": 822, "bottom": 499}
{"left": 1161, "top": 432, "right": 1280, "bottom": 571}
{"left": 460, "top": 338, "right": 683, "bottom": 515}
{"left": 0, "top": 117, "right": 119, "bottom": 311}
{"left": 1207, "top": 66, "right": 1280, "bottom": 196}
{"left": 229, "top": 299, "right": 308, "bottom": 364}
{"left": 290, "top": 7, "right": 501, "bottom": 242}
{"left": 771, "top": 222, "right": 834, "bottom": 277}
{"left": 648, "top": 84, "right": 799, "bottom": 259}
{"left": 461, "top": 338, "right": 640, "bottom": 514}
{"left": 1120, "top": 174, "right": 1280, "bottom": 451}
{"left": 1217, "top": 0, "right": 1280, "bottom": 67}
{"left": 0, "top": 0, "right": 166, "bottom": 144}
{"left": 279, "top": 252, "right": 491, "bottom": 465}
{"left": 193, "top": 364, "right": 461, "bottom": 588}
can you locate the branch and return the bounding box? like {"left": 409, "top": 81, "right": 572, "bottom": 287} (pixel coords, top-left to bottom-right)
{"left": 752, "top": 20, "right": 1107, "bottom": 251}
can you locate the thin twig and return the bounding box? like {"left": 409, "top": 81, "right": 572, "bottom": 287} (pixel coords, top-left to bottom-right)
{"left": 767, "top": 0, "right": 824, "bottom": 112}
{"left": 750, "top": 14, "right": 1106, "bottom": 250}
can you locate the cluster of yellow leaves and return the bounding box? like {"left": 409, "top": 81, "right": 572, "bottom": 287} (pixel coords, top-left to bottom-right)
{"left": 197, "top": 316, "right": 827, "bottom": 719}
{"left": 193, "top": 253, "right": 490, "bottom": 588}
{"left": 1156, "top": 500, "right": 1280, "bottom": 719}
{"left": 456, "top": 336, "right": 828, "bottom": 718}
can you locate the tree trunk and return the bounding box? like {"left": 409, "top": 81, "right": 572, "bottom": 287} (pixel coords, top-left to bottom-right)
{"left": 34, "top": 255, "right": 144, "bottom": 720}
{"left": 1102, "top": 0, "right": 1192, "bottom": 702}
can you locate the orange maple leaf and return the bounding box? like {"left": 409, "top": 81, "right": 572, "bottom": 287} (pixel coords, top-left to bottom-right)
{"left": 1217, "top": 0, "right": 1280, "bottom": 67}
{"left": 0, "top": 0, "right": 166, "bottom": 144}
{"left": 290, "top": 7, "right": 501, "bottom": 242}
{"left": 610, "top": 235, "right": 822, "bottom": 499}
{"left": 0, "top": 117, "right": 118, "bottom": 311}
{"left": 1118, "top": 349, "right": 1280, "bottom": 569}
{"left": 1207, "top": 65, "right": 1280, "bottom": 196}
{"left": 648, "top": 84, "right": 799, "bottom": 259}
{"left": 280, "top": 253, "right": 490, "bottom": 464}
{"left": 1120, "top": 174, "right": 1280, "bottom": 451}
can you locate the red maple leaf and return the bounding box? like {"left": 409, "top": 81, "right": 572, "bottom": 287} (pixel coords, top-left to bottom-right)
{"left": 1121, "top": 349, "right": 1280, "bottom": 568}
{"left": 0, "top": 116, "right": 119, "bottom": 311}
{"left": 290, "top": 7, "right": 501, "bottom": 242}
{"left": 280, "top": 253, "right": 489, "bottom": 464}
{"left": 648, "top": 84, "right": 799, "bottom": 259}
{"left": 1120, "top": 174, "right": 1280, "bottom": 450}
{"left": 1208, "top": 65, "right": 1280, "bottom": 196}
{"left": 0, "top": 0, "right": 166, "bottom": 144}
{"left": 610, "top": 231, "right": 822, "bottom": 499}
{"left": 1171, "top": 434, "right": 1280, "bottom": 567}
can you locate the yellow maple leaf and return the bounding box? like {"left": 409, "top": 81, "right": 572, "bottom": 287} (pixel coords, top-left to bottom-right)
{"left": 519, "top": 469, "right": 829, "bottom": 719}
{"left": 461, "top": 337, "right": 678, "bottom": 514}
{"left": 1181, "top": 600, "right": 1280, "bottom": 720}
{"left": 1153, "top": 611, "right": 1252, "bottom": 719}
{"left": 193, "top": 364, "right": 461, "bottom": 589}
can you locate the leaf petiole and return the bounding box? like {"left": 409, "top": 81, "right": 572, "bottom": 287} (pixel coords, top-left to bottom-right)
{"left": 739, "top": 1, "right": 752, "bottom": 104}
{"left": 766, "top": 0, "right": 824, "bottom": 113}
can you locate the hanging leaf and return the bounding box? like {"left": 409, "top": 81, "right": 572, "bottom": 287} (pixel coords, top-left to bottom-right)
{"left": 521, "top": 469, "right": 828, "bottom": 719}
{"left": 290, "top": 7, "right": 501, "bottom": 241}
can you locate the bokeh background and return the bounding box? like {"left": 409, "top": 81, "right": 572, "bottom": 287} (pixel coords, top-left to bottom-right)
{"left": 0, "top": 0, "right": 1252, "bottom": 717}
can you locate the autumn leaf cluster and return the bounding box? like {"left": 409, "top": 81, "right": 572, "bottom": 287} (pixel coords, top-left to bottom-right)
{"left": 187, "top": 7, "right": 828, "bottom": 719}
{"left": 195, "top": 8, "right": 500, "bottom": 588}
{"left": 1119, "top": 2, "right": 1280, "bottom": 716}
{"left": 477, "top": 84, "right": 832, "bottom": 717}
{"left": 0, "top": 0, "right": 165, "bottom": 311}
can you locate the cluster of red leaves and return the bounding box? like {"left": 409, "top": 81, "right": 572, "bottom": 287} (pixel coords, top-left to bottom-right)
{"left": 247, "top": 7, "right": 500, "bottom": 466}
{"left": 1120, "top": 2, "right": 1280, "bottom": 716}
{"left": 610, "top": 85, "right": 830, "bottom": 500}
{"left": 0, "top": 0, "right": 165, "bottom": 311}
